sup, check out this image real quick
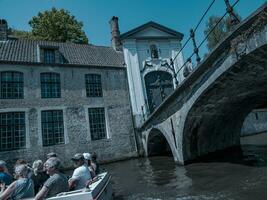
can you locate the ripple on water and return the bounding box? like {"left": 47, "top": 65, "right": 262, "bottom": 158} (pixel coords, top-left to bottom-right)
{"left": 176, "top": 194, "right": 234, "bottom": 200}
{"left": 103, "top": 145, "right": 267, "bottom": 200}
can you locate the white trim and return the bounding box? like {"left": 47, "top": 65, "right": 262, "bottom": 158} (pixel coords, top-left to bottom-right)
{"left": 37, "top": 106, "right": 69, "bottom": 147}
{"left": 0, "top": 108, "right": 31, "bottom": 149}
{"left": 105, "top": 107, "right": 111, "bottom": 139}
{"left": 37, "top": 45, "right": 41, "bottom": 63}
{"left": 84, "top": 105, "right": 110, "bottom": 141}
{"left": 84, "top": 107, "right": 91, "bottom": 142}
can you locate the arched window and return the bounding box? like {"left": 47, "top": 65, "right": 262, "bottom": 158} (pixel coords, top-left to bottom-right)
{"left": 0, "top": 71, "right": 23, "bottom": 99}
{"left": 40, "top": 72, "right": 61, "bottom": 98}
{"left": 150, "top": 44, "right": 159, "bottom": 59}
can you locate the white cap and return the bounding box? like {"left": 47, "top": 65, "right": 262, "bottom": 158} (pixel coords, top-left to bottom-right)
{"left": 83, "top": 153, "right": 92, "bottom": 160}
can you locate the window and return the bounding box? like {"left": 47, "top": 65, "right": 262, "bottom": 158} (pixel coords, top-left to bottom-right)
{"left": 41, "top": 73, "right": 61, "bottom": 98}
{"left": 44, "top": 49, "right": 55, "bottom": 64}
{"left": 41, "top": 110, "right": 64, "bottom": 146}
{"left": 88, "top": 108, "right": 106, "bottom": 140}
{"left": 0, "top": 112, "right": 25, "bottom": 151}
{"left": 1, "top": 71, "right": 23, "bottom": 99}
{"left": 85, "top": 74, "right": 102, "bottom": 97}
{"left": 59, "top": 54, "right": 67, "bottom": 64}
{"left": 150, "top": 44, "right": 159, "bottom": 59}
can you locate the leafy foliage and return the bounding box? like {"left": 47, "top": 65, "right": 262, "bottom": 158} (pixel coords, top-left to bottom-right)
{"left": 204, "top": 14, "right": 241, "bottom": 51}
{"left": 28, "top": 7, "right": 88, "bottom": 44}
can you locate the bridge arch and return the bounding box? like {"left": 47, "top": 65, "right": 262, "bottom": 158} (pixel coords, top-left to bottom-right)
{"left": 139, "top": 4, "right": 267, "bottom": 164}
{"left": 146, "top": 128, "right": 176, "bottom": 160}
{"left": 182, "top": 44, "right": 267, "bottom": 162}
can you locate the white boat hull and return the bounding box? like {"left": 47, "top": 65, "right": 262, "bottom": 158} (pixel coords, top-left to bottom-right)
{"left": 47, "top": 172, "right": 113, "bottom": 200}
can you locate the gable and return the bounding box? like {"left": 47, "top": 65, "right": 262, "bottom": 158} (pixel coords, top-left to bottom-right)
{"left": 132, "top": 27, "right": 175, "bottom": 38}
{"left": 120, "top": 21, "right": 184, "bottom": 41}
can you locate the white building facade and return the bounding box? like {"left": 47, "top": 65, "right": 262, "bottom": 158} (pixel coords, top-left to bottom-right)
{"left": 119, "top": 21, "right": 185, "bottom": 127}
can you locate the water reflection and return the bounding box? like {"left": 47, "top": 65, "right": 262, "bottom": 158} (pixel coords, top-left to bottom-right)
{"left": 103, "top": 145, "right": 267, "bottom": 200}
{"left": 103, "top": 156, "right": 192, "bottom": 200}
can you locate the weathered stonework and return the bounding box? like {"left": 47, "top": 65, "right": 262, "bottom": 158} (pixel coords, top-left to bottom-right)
{"left": 140, "top": 3, "right": 267, "bottom": 164}
{"left": 241, "top": 109, "right": 267, "bottom": 136}
{"left": 0, "top": 64, "right": 137, "bottom": 168}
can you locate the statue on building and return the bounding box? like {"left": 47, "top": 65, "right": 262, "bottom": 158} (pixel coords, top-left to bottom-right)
{"left": 183, "top": 58, "right": 193, "bottom": 78}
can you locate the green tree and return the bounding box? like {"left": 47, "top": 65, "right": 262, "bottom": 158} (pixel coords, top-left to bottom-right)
{"left": 29, "top": 7, "right": 88, "bottom": 44}
{"left": 204, "top": 14, "right": 241, "bottom": 51}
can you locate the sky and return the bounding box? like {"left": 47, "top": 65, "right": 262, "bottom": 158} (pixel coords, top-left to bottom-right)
{"left": 0, "top": 0, "right": 265, "bottom": 59}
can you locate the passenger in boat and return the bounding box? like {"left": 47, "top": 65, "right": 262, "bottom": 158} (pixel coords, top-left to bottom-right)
{"left": 35, "top": 157, "right": 69, "bottom": 200}
{"left": 30, "top": 160, "right": 49, "bottom": 195}
{"left": 91, "top": 152, "right": 100, "bottom": 175}
{"left": 46, "top": 152, "right": 66, "bottom": 174}
{"left": 0, "top": 161, "right": 11, "bottom": 177}
{"left": 0, "top": 164, "right": 34, "bottom": 200}
{"left": 15, "top": 159, "right": 33, "bottom": 178}
{"left": 0, "top": 161, "right": 12, "bottom": 186}
{"left": 83, "top": 153, "right": 96, "bottom": 178}
{"left": 47, "top": 152, "right": 58, "bottom": 159}
{"left": 69, "top": 153, "right": 92, "bottom": 190}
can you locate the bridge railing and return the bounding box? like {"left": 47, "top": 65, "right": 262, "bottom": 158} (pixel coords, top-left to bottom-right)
{"left": 140, "top": 1, "right": 267, "bottom": 131}
{"left": 141, "top": 0, "right": 241, "bottom": 124}
{"left": 171, "top": 0, "right": 241, "bottom": 80}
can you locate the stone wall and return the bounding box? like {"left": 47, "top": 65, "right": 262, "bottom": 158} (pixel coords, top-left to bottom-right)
{"left": 140, "top": 4, "right": 267, "bottom": 164}
{"left": 0, "top": 63, "right": 137, "bottom": 169}
{"left": 241, "top": 109, "right": 267, "bottom": 136}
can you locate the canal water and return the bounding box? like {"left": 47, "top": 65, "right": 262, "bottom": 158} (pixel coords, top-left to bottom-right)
{"left": 102, "top": 134, "right": 267, "bottom": 200}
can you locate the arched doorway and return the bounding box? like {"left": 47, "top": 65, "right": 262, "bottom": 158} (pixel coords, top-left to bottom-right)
{"left": 145, "top": 71, "right": 173, "bottom": 113}
{"left": 147, "top": 129, "right": 172, "bottom": 157}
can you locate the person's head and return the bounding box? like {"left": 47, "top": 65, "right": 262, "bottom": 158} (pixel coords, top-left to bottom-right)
{"left": 91, "top": 152, "right": 97, "bottom": 162}
{"left": 15, "top": 159, "right": 27, "bottom": 165}
{"left": 47, "top": 152, "right": 58, "bottom": 159}
{"left": 71, "top": 153, "right": 85, "bottom": 168}
{"left": 0, "top": 160, "right": 6, "bottom": 172}
{"left": 14, "top": 164, "right": 28, "bottom": 179}
{"left": 44, "top": 157, "right": 61, "bottom": 176}
{"left": 83, "top": 153, "right": 92, "bottom": 165}
{"left": 32, "top": 160, "right": 44, "bottom": 175}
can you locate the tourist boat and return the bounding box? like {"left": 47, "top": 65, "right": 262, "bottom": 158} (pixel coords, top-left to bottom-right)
{"left": 47, "top": 172, "right": 113, "bottom": 200}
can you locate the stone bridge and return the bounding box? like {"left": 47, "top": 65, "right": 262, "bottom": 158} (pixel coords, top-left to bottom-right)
{"left": 139, "top": 3, "right": 267, "bottom": 165}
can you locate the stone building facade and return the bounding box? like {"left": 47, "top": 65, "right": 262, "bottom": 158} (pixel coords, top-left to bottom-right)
{"left": 0, "top": 22, "right": 137, "bottom": 167}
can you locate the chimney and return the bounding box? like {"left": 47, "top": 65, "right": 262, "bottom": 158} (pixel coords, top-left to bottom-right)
{"left": 109, "top": 16, "right": 122, "bottom": 51}
{"left": 0, "top": 19, "right": 8, "bottom": 41}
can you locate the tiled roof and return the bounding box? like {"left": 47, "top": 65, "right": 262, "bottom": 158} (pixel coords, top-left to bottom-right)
{"left": 0, "top": 39, "right": 125, "bottom": 67}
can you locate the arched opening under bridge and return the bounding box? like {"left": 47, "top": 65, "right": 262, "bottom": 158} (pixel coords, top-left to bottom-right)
{"left": 182, "top": 44, "right": 267, "bottom": 163}
{"left": 147, "top": 128, "right": 173, "bottom": 157}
